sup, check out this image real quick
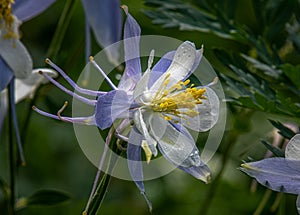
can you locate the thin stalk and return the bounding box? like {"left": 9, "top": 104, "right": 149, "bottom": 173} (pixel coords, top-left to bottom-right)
{"left": 46, "top": 0, "right": 78, "bottom": 59}
{"left": 83, "top": 127, "right": 116, "bottom": 215}
{"left": 253, "top": 189, "right": 272, "bottom": 215}
{"left": 20, "top": 0, "right": 77, "bottom": 158}
{"left": 83, "top": 126, "right": 124, "bottom": 215}
{"left": 270, "top": 192, "right": 283, "bottom": 212}
{"left": 7, "top": 82, "right": 16, "bottom": 215}
{"left": 199, "top": 130, "right": 239, "bottom": 215}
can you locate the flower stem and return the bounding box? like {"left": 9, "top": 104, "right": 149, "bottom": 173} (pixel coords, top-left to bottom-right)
{"left": 253, "top": 189, "right": 272, "bottom": 215}
{"left": 83, "top": 126, "right": 124, "bottom": 215}
{"left": 46, "top": 0, "right": 78, "bottom": 59}
{"left": 199, "top": 129, "right": 239, "bottom": 215}
{"left": 7, "top": 82, "right": 16, "bottom": 215}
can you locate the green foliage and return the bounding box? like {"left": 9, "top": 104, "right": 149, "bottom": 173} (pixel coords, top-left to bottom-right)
{"left": 145, "top": 1, "right": 300, "bottom": 214}
{"left": 15, "top": 189, "right": 71, "bottom": 210}
{"left": 145, "top": 0, "right": 300, "bottom": 118}
{"left": 268, "top": 120, "right": 298, "bottom": 139}
{"left": 260, "top": 140, "right": 285, "bottom": 157}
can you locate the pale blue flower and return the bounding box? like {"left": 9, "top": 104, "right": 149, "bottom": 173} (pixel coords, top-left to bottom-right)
{"left": 33, "top": 7, "right": 219, "bottom": 210}
{"left": 241, "top": 134, "right": 300, "bottom": 214}
{"left": 0, "top": 0, "right": 56, "bottom": 164}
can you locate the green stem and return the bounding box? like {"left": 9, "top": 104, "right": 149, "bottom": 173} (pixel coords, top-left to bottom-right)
{"left": 199, "top": 130, "right": 239, "bottom": 215}
{"left": 46, "top": 0, "right": 78, "bottom": 59}
{"left": 83, "top": 127, "right": 124, "bottom": 215}
{"left": 20, "top": 0, "right": 78, "bottom": 161}
{"left": 7, "top": 82, "right": 16, "bottom": 215}
{"left": 253, "top": 189, "right": 272, "bottom": 215}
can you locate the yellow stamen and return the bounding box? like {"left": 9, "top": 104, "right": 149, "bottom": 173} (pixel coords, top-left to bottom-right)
{"left": 0, "top": 0, "right": 17, "bottom": 39}
{"left": 164, "top": 116, "right": 172, "bottom": 121}
{"left": 141, "top": 140, "right": 152, "bottom": 164}
{"left": 150, "top": 74, "right": 206, "bottom": 120}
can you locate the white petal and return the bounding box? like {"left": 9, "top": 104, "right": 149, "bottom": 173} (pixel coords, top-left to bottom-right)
{"left": 24, "top": 68, "right": 57, "bottom": 85}
{"left": 133, "top": 108, "right": 158, "bottom": 156}
{"left": 149, "top": 41, "right": 196, "bottom": 94}
{"left": 0, "top": 17, "right": 32, "bottom": 79}
{"left": 144, "top": 111, "right": 201, "bottom": 167}
{"left": 15, "top": 68, "right": 57, "bottom": 102}
{"left": 174, "top": 87, "right": 219, "bottom": 132}
{"left": 285, "top": 134, "right": 300, "bottom": 160}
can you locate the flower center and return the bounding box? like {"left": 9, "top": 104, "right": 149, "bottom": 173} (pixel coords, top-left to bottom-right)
{"left": 0, "top": 0, "right": 16, "bottom": 39}
{"left": 150, "top": 72, "right": 206, "bottom": 121}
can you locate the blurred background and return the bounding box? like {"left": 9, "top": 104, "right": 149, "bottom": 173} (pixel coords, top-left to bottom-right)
{"left": 1, "top": 0, "right": 300, "bottom": 214}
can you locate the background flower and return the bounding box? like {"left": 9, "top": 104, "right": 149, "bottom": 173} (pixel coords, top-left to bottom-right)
{"left": 240, "top": 134, "right": 300, "bottom": 214}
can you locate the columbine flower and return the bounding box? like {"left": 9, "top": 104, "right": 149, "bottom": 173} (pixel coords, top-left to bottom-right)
{"left": 240, "top": 134, "right": 300, "bottom": 214}
{"left": 33, "top": 6, "right": 219, "bottom": 210}
{"left": 0, "top": 0, "right": 56, "bottom": 164}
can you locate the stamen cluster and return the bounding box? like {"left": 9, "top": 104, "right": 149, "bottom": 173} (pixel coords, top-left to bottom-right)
{"left": 151, "top": 72, "right": 206, "bottom": 121}
{"left": 0, "top": 0, "right": 16, "bottom": 39}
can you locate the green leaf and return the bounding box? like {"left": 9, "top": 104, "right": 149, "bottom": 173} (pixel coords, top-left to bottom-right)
{"left": 260, "top": 140, "right": 285, "bottom": 157}
{"left": 254, "top": 93, "right": 277, "bottom": 112}
{"left": 0, "top": 177, "right": 10, "bottom": 198}
{"left": 143, "top": 0, "right": 240, "bottom": 41}
{"left": 26, "top": 189, "right": 70, "bottom": 207}
{"left": 281, "top": 64, "right": 300, "bottom": 89}
{"left": 237, "top": 96, "right": 262, "bottom": 110}
{"left": 242, "top": 54, "right": 281, "bottom": 78}
{"left": 269, "top": 120, "right": 297, "bottom": 139}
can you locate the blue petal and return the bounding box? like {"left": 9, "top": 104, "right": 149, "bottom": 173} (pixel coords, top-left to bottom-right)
{"left": 81, "top": 0, "right": 121, "bottom": 64}
{"left": 127, "top": 127, "right": 152, "bottom": 212}
{"left": 127, "top": 128, "right": 144, "bottom": 185}
{"left": 9, "top": 79, "right": 25, "bottom": 164}
{"left": 95, "top": 90, "right": 131, "bottom": 130}
{"left": 13, "top": 0, "right": 56, "bottom": 22}
{"left": 0, "top": 57, "right": 13, "bottom": 91}
{"left": 148, "top": 51, "right": 174, "bottom": 88}
{"left": 240, "top": 158, "right": 300, "bottom": 195}
{"left": 118, "top": 8, "right": 142, "bottom": 91}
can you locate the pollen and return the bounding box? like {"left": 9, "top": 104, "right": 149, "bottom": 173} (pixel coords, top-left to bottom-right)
{"left": 0, "top": 0, "right": 17, "bottom": 39}
{"left": 151, "top": 73, "right": 206, "bottom": 120}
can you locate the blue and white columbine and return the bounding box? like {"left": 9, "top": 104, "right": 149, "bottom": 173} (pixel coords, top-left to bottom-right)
{"left": 0, "top": 0, "right": 56, "bottom": 164}
{"left": 241, "top": 134, "right": 300, "bottom": 214}
{"left": 33, "top": 6, "right": 219, "bottom": 210}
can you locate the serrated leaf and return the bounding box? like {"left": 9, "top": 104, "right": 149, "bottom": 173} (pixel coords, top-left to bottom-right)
{"left": 26, "top": 189, "right": 71, "bottom": 206}
{"left": 261, "top": 140, "right": 285, "bottom": 157}
{"left": 237, "top": 96, "right": 262, "bottom": 110}
{"left": 144, "top": 0, "right": 239, "bottom": 41}
{"left": 281, "top": 64, "right": 300, "bottom": 90}
{"left": 254, "top": 93, "right": 278, "bottom": 112}
{"left": 269, "top": 120, "right": 297, "bottom": 139}
{"left": 242, "top": 54, "right": 281, "bottom": 78}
